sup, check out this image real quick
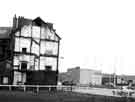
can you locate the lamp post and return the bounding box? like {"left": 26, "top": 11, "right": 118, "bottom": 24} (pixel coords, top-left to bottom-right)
{"left": 57, "top": 56, "right": 64, "bottom": 85}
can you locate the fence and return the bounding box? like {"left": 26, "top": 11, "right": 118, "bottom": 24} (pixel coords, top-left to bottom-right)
{"left": 0, "top": 85, "right": 135, "bottom": 102}
{"left": 0, "top": 84, "right": 75, "bottom": 92}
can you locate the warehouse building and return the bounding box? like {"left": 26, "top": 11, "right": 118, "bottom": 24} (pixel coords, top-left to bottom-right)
{"left": 59, "top": 67, "right": 102, "bottom": 86}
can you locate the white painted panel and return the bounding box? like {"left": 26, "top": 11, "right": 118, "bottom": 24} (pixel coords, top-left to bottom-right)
{"left": 41, "top": 27, "right": 47, "bottom": 39}
{"left": 15, "top": 37, "right": 31, "bottom": 53}
{"left": 15, "top": 37, "right": 31, "bottom": 52}
{"left": 35, "top": 59, "right": 39, "bottom": 70}
{"left": 40, "top": 41, "right": 46, "bottom": 54}
{"left": 45, "top": 57, "right": 57, "bottom": 71}
{"left": 15, "top": 38, "right": 20, "bottom": 52}
{"left": 21, "top": 25, "right": 31, "bottom": 37}
{"left": 13, "top": 56, "right": 19, "bottom": 66}
{"left": 20, "top": 38, "right": 30, "bottom": 52}
{"left": 31, "top": 41, "right": 39, "bottom": 55}
{"left": 54, "top": 34, "right": 59, "bottom": 41}
{"left": 41, "top": 26, "right": 59, "bottom": 41}
{"left": 15, "top": 31, "right": 20, "bottom": 36}
{"left": 29, "top": 56, "right": 35, "bottom": 66}
{"left": 41, "top": 41, "right": 58, "bottom": 55}
{"left": 47, "top": 30, "right": 54, "bottom": 40}
{"left": 13, "top": 72, "right": 26, "bottom": 85}
{"left": 32, "top": 26, "right": 40, "bottom": 38}
{"left": 45, "top": 27, "right": 50, "bottom": 39}
{"left": 34, "top": 39, "right": 40, "bottom": 43}
{"left": 45, "top": 41, "right": 58, "bottom": 55}
{"left": 13, "top": 71, "right": 22, "bottom": 85}
{"left": 40, "top": 57, "right": 46, "bottom": 70}
{"left": 39, "top": 57, "right": 57, "bottom": 71}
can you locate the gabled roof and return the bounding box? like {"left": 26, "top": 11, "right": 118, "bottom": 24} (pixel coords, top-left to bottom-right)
{"left": 13, "top": 16, "right": 61, "bottom": 40}
{"left": 33, "top": 17, "right": 47, "bottom": 26}
{"left": 33, "top": 17, "right": 61, "bottom": 40}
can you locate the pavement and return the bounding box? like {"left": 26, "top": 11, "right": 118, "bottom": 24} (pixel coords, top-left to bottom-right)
{"left": 73, "top": 87, "right": 135, "bottom": 97}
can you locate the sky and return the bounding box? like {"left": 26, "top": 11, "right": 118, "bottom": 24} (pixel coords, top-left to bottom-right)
{"left": 1, "top": 0, "right": 135, "bottom": 75}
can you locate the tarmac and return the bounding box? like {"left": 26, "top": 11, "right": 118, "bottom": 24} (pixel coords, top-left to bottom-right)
{"left": 73, "top": 87, "right": 135, "bottom": 97}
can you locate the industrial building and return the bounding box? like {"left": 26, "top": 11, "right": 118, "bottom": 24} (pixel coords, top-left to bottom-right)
{"left": 0, "top": 15, "right": 61, "bottom": 85}
{"left": 59, "top": 67, "right": 102, "bottom": 86}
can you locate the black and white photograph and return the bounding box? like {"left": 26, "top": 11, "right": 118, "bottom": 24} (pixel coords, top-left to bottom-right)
{"left": 0, "top": 0, "right": 135, "bottom": 102}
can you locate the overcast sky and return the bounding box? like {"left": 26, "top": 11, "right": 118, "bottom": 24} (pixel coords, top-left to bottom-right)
{"left": 1, "top": 0, "right": 135, "bottom": 75}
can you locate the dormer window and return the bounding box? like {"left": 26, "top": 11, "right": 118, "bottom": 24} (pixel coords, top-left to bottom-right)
{"left": 22, "top": 48, "right": 27, "bottom": 53}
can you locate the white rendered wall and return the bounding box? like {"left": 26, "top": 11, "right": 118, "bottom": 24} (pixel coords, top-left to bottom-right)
{"left": 40, "top": 57, "right": 57, "bottom": 70}
{"left": 21, "top": 25, "right": 31, "bottom": 37}
{"left": 15, "top": 38, "right": 31, "bottom": 52}
{"left": 14, "top": 24, "right": 59, "bottom": 71}
{"left": 80, "top": 70, "right": 92, "bottom": 85}
{"left": 41, "top": 41, "right": 58, "bottom": 55}
{"left": 80, "top": 69, "right": 102, "bottom": 85}
{"left": 13, "top": 71, "right": 26, "bottom": 85}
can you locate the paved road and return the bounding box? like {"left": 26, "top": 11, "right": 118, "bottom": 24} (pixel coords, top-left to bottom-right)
{"left": 73, "top": 87, "right": 114, "bottom": 96}
{"left": 73, "top": 87, "right": 135, "bottom": 97}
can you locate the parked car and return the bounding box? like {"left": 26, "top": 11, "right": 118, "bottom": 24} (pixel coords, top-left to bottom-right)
{"left": 112, "top": 86, "right": 135, "bottom": 97}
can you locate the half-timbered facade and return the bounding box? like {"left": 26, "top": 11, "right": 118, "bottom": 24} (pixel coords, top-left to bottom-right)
{"left": 12, "top": 16, "right": 61, "bottom": 85}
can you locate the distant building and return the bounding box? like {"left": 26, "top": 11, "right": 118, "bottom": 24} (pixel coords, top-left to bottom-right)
{"left": 116, "top": 75, "right": 135, "bottom": 85}
{"left": 102, "top": 73, "right": 135, "bottom": 86}
{"left": 102, "top": 73, "right": 115, "bottom": 85}
{"left": 59, "top": 67, "right": 102, "bottom": 86}
{"left": 0, "top": 15, "right": 61, "bottom": 85}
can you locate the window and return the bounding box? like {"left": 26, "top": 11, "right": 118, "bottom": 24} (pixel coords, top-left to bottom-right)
{"left": 45, "top": 66, "right": 52, "bottom": 71}
{"left": 3, "top": 77, "right": 8, "bottom": 84}
{"left": 22, "top": 48, "right": 27, "bottom": 53}
{"left": 21, "top": 62, "right": 27, "bottom": 70}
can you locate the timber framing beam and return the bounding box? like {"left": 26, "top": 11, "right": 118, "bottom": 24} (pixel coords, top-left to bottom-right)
{"left": 15, "top": 35, "right": 59, "bottom": 43}
{"left": 14, "top": 51, "right": 58, "bottom": 58}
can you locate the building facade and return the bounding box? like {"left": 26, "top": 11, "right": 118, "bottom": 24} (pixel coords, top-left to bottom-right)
{"left": 11, "top": 16, "right": 61, "bottom": 85}
{"left": 59, "top": 67, "right": 102, "bottom": 86}
{"left": 0, "top": 15, "right": 61, "bottom": 85}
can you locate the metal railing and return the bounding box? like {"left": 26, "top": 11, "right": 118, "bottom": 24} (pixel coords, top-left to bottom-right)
{"left": 0, "top": 84, "right": 75, "bottom": 92}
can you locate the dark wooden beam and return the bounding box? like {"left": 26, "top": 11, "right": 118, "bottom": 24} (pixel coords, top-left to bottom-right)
{"left": 15, "top": 35, "right": 59, "bottom": 43}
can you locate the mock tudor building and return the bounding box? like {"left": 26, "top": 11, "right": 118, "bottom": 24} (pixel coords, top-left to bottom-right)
{"left": 11, "top": 16, "right": 61, "bottom": 85}
{"left": 0, "top": 15, "right": 61, "bottom": 85}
